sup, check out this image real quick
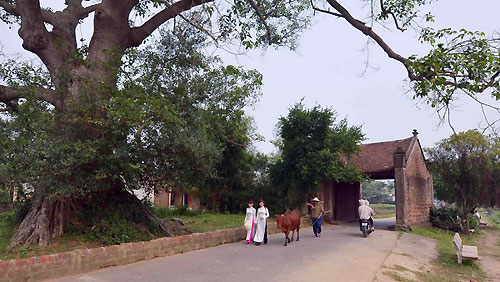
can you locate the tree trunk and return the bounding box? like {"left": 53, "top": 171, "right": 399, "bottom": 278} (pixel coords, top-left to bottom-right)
{"left": 461, "top": 202, "right": 471, "bottom": 235}
{"left": 9, "top": 197, "right": 74, "bottom": 248}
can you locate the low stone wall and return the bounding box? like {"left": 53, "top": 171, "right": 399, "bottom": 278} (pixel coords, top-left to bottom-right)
{"left": 0, "top": 228, "right": 246, "bottom": 282}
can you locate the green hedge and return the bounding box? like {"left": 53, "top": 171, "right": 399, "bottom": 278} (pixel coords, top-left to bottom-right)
{"left": 430, "top": 206, "right": 479, "bottom": 232}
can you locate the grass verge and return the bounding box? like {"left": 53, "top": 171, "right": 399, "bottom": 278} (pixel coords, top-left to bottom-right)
{"left": 410, "top": 226, "right": 486, "bottom": 282}
{"left": 169, "top": 213, "right": 244, "bottom": 233}
{"left": 482, "top": 208, "right": 500, "bottom": 229}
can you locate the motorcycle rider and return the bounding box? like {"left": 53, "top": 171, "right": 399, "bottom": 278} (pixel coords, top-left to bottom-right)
{"left": 364, "top": 200, "right": 375, "bottom": 231}
{"left": 358, "top": 199, "right": 375, "bottom": 232}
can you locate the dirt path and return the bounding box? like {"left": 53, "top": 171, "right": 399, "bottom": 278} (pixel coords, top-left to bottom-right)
{"left": 374, "top": 232, "right": 438, "bottom": 282}
{"left": 477, "top": 221, "right": 500, "bottom": 282}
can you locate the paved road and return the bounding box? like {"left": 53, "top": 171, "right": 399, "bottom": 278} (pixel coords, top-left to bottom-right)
{"left": 53, "top": 218, "right": 398, "bottom": 282}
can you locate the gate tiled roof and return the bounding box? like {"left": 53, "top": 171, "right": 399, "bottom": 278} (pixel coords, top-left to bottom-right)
{"left": 350, "top": 137, "right": 414, "bottom": 178}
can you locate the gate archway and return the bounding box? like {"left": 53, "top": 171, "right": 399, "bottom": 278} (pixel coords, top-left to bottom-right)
{"left": 320, "top": 130, "right": 433, "bottom": 228}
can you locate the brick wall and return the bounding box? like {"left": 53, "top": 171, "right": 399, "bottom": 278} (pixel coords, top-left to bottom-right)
{"left": 404, "top": 142, "right": 433, "bottom": 225}
{"left": 154, "top": 190, "right": 170, "bottom": 207}
{"left": 0, "top": 228, "right": 246, "bottom": 282}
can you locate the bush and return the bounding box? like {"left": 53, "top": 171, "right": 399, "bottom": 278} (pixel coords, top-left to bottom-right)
{"left": 430, "top": 206, "right": 461, "bottom": 232}
{"left": 468, "top": 215, "right": 479, "bottom": 230}
{"left": 90, "top": 214, "right": 152, "bottom": 245}
{"left": 0, "top": 210, "right": 15, "bottom": 223}
{"left": 0, "top": 190, "right": 12, "bottom": 204}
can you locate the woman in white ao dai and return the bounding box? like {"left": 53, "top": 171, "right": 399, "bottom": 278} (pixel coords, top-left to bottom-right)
{"left": 244, "top": 200, "right": 256, "bottom": 243}
{"left": 253, "top": 200, "right": 269, "bottom": 245}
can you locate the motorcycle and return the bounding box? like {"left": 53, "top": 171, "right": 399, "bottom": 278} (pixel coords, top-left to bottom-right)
{"left": 360, "top": 218, "right": 373, "bottom": 238}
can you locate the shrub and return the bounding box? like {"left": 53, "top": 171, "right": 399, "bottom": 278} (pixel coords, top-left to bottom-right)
{"left": 0, "top": 210, "right": 15, "bottom": 223}
{"left": 90, "top": 215, "right": 152, "bottom": 245}
{"left": 468, "top": 215, "right": 479, "bottom": 230}
{"left": 0, "top": 190, "right": 11, "bottom": 204}
{"left": 430, "top": 206, "right": 461, "bottom": 232}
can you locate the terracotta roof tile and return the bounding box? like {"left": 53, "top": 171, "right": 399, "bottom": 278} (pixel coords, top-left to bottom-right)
{"left": 350, "top": 137, "right": 414, "bottom": 174}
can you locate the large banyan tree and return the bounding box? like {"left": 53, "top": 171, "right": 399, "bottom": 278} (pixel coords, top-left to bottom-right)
{"left": 1, "top": 0, "right": 499, "bottom": 247}
{"left": 0, "top": 0, "right": 309, "bottom": 247}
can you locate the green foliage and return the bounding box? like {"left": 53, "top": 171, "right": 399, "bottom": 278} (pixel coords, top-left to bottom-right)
{"left": 73, "top": 193, "right": 164, "bottom": 245}
{"left": 426, "top": 130, "right": 498, "bottom": 232}
{"left": 0, "top": 189, "right": 11, "bottom": 204}
{"left": 410, "top": 28, "right": 500, "bottom": 108}
{"left": 90, "top": 215, "right": 153, "bottom": 246}
{"left": 113, "top": 26, "right": 263, "bottom": 198}
{"left": 0, "top": 24, "right": 262, "bottom": 203}
{"left": 220, "top": 0, "right": 311, "bottom": 49}
{"left": 269, "top": 102, "right": 365, "bottom": 209}
{"left": 376, "top": 0, "right": 433, "bottom": 31}
{"left": 0, "top": 210, "right": 15, "bottom": 224}
{"left": 127, "top": 0, "right": 311, "bottom": 50}
{"left": 366, "top": 0, "right": 500, "bottom": 114}
{"left": 426, "top": 130, "right": 498, "bottom": 205}
{"left": 361, "top": 180, "right": 395, "bottom": 204}
{"left": 0, "top": 212, "right": 15, "bottom": 260}
{"left": 429, "top": 206, "right": 480, "bottom": 233}
{"left": 430, "top": 206, "right": 461, "bottom": 232}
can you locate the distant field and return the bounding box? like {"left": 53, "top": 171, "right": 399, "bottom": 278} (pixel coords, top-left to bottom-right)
{"left": 370, "top": 204, "right": 396, "bottom": 219}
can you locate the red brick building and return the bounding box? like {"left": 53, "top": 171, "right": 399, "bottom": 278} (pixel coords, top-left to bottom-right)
{"left": 154, "top": 189, "right": 201, "bottom": 211}
{"left": 320, "top": 130, "right": 433, "bottom": 228}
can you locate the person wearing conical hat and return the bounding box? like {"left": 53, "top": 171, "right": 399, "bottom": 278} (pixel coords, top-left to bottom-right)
{"left": 307, "top": 197, "right": 324, "bottom": 237}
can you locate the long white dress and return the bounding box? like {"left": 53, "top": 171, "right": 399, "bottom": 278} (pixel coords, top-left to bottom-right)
{"left": 254, "top": 206, "right": 269, "bottom": 243}
{"left": 244, "top": 207, "right": 256, "bottom": 242}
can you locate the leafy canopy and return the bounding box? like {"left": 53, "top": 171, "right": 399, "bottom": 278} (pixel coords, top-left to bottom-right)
{"left": 270, "top": 102, "right": 365, "bottom": 209}
{"left": 426, "top": 130, "right": 498, "bottom": 210}
{"left": 0, "top": 24, "right": 263, "bottom": 198}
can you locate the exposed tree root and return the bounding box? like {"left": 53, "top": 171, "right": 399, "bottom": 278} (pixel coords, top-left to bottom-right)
{"left": 9, "top": 187, "right": 174, "bottom": 248}
{"left": 9, "top": 198, "right": 75, "bottom": 248}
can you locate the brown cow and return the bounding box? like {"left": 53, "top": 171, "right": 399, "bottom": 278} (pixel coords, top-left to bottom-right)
{"left": 275, "top": 210, "right": 300, "bottom": 246}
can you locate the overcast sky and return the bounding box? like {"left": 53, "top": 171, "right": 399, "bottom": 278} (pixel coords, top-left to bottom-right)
{"left": 1, "top": 0, "right": 499, "bottom": 154}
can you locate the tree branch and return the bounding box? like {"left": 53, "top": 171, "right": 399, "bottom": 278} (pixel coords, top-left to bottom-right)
{"left": 379, "top": 0, "right": 405, "bottom": 32}
{"left": 0, "top": 85, "right": 20, "bottom": 103}
{"left": 310, "top": 0, "right": 365, "bottom": 25}
{"left": 128, "top": 0, "right": 214, "bottom": 48}
{"left": 247, "top": 0, "right": 272, "bottom": 44}
{"left": 15, "top": 1, "right": 65, "bottom": 70}
{"left": 324, "top": 0, "right": 456, "bottom": 87}
{"left": 326, "top": 0, "right": 407, "bottom": 64}
{"left": 0, "top": 0, "right": 19, "bottom": 16}
{"left": 186, "top": 15, "right": 218, "bottom": 42}
{"left": 0, "top": 85, "right": 61, "bottom": 110}
{"left": 80, "top": 3, "right": 99, "bottom": 19}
